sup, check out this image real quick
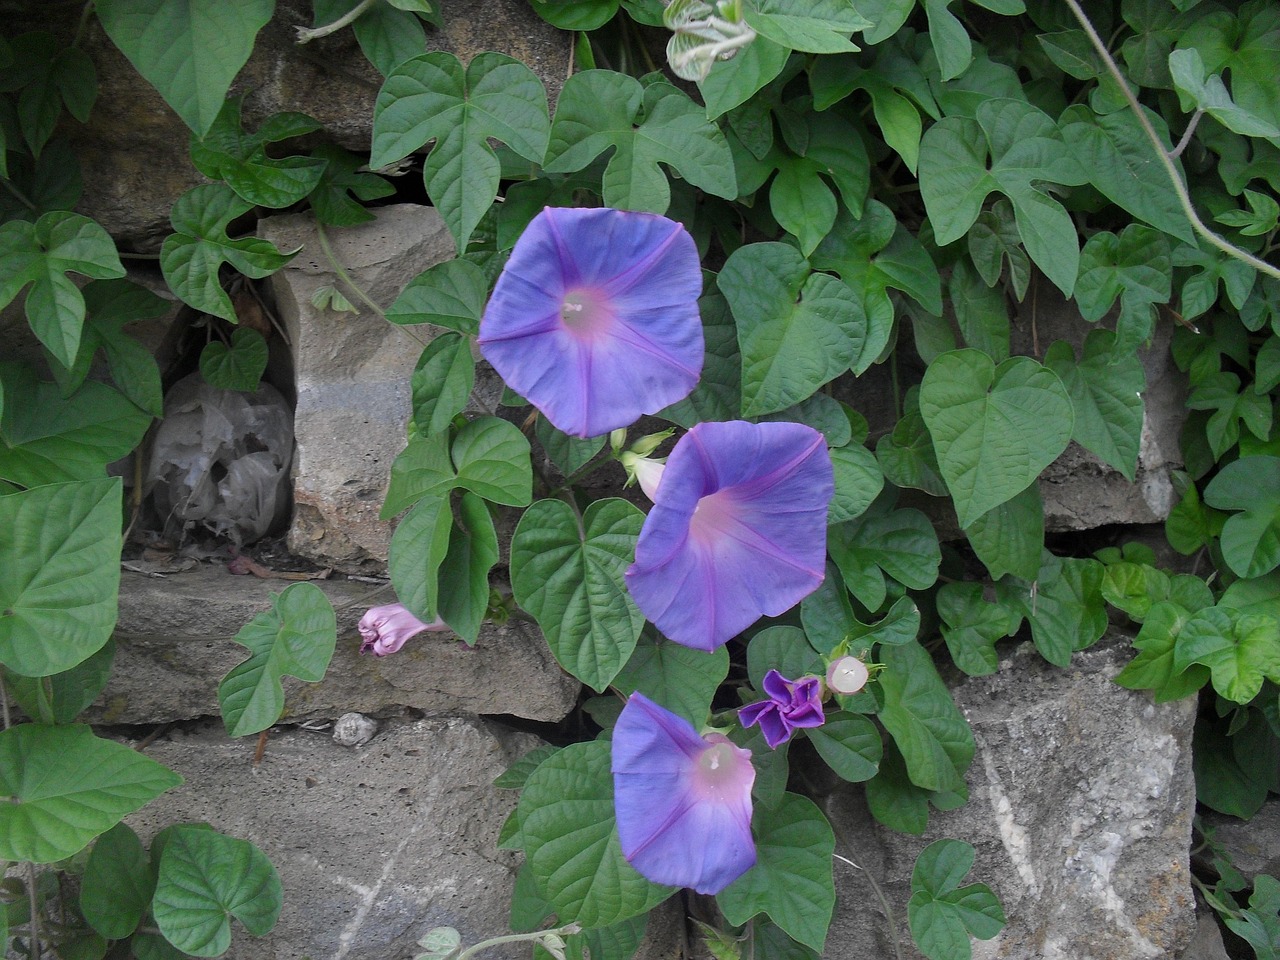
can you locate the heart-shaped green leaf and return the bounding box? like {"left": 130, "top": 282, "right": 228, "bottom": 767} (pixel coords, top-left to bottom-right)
{"left": 614, "top": 631, "right": 729, "bottom": 726}
{"left": 217, "top": 582, "right": 337, "bottom": 737}
{"left": 920, "top": 350, "right": 1073, "bottom": 528}
{"left": 1204, "top": 456, "right": 1280, "bottom": 579}
{"left": 511, "top": 498, "right": 645, "bottom": 691}
{"left": 199, "top": 327, "right": 268, "bottom": 392}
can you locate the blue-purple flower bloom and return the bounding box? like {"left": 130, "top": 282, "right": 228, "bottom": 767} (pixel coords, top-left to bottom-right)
{"left": 477, "top": 207, "right": 704, "bottom": 438}
{"left": 625, "top": 420, "right": 834, "bottom": 651}
{"left": 358, "top": 603, "right": 447, "bottom": 656}
{"left": 739, "top": 670, "right": 825, "bottom": 748}
{"left": 612, "top": 692, "right": 756, "bottom": 894}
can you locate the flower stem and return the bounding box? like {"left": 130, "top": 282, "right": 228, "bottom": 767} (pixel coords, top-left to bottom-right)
{"left": 295, "top": 0, "right": 378, "bottom": 44}
{"left": 454, "top": 924, "right": 581, "bottom": 960}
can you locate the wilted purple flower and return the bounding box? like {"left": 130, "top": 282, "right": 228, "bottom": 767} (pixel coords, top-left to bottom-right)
{"left": 625, "top": 421, "right": 834, "bottom": 651}
{"left": 739, "top": 670, "right": 825, "bottom": 749}
{"left": 612, "top": 692, "right": 755, "bottom": 894}
{"left": 358, "top": 603, "right": 446, "bottom": 656}
{"left": 477, "top": 206, "right": 704, "bottom": 438}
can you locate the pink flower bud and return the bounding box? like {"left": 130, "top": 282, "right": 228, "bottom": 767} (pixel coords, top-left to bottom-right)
{"left": 358, "top": 603, "right": 447, "bottom": 657}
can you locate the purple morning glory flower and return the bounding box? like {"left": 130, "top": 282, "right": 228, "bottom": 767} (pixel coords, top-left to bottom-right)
{"left": 477, "top": 206, "right": 704, "bottom": 438}
{"left": 612, "top": 692, "right": 756, "bottom": 894}
{"left": 739, "top": 670, "right": 825, "bottom": 749}
{"left": 358, "top": 603, "right": 447, "bottom": 656}
{"left": 625, "top": 420, "right": 834, "bottom": 651}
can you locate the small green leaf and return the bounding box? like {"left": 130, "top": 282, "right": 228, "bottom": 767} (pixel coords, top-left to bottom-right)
{"left": 919, "top": 350, "right": 1073, "bottom": 528}
{"left": 0, "top": 211, "right": 125, "bottom": 369}
{"left": 1112, "top": 601, "right": 1210, "bottom": 702}
{"left": 828, "top": 507, "right": 940, "bottom": 611}
{"left": 744, "top": 1, "right": 871, "bottom": 53}
{"left": 389, "top": 493, "right": 453, "bottom": 622}
{"left": 1173, "top": 606, "right": 1280, "bottom": 704}
{"left": 545, "top": 72, "right": 736, "bottom": 213}
{"left": 747, "top": 626, "right": 825, "bottom": 691}
{"left": 307, "top": 144, "right": 396, "bottom": 226}
{"left": 152, "top": 825, "right": 282, "bottom": 957}
{"left": 95, "top": 0, "right": 274, "bottom": 136}
{"left": 878, "top": 640, "right": 974, "bottom": 793}
{"left": 769, "top": 156, "right": 837, "bottom": 257}
{"left": 217, "top": 583, "right": 337, "bottom": 737}
{"left": 371, "top": 52, "right": 550, "bottom": 249}
{"left": 827, "top": 442, "right": 884, "bottom": 524}
{"left": 999, "top": 553, "right": 1106, "bottom": 667}
{"left": 3, "top": 639, "right": 115, "bottom": 724}
{"left": 451, "top": 416, "right": 533, "bottom": 506}
{"left": 0, "top": 478, "right": 122, "bottom": 677}
{"left": 805, "top": 711, "right": 881, "bottom": 782}
{"left": 964, "top": 483, "right": 1044, "bottom": 582}
{"left": 535, "top": 417, "right": 606, "bottom": 479}
{"left": 437, "top": 492, "right": 499, "bottom": 644}
{"left": 937, "top": 583, "right": 1016, "bottom": 677}
{"left": 81, "top": 823, "right": 155, "bottom": 940}
{"left": 411, "top": 334, "right": 475, "bottom": 437}
{"left": 1204, "top": 456, "right": 1280, "bottom": 579}
{"left": 382, "top": 430, "right": 455, "bottom": 519}
{"left": 494, "top": 744, "right": 561, "bottom": 790}
{"left": 721, "top": 242, "right": 864, "bottom": 417}
{"left": 199, "top": 327, "right": 268, "bottom": 392}
{"left": 0, "top": 723, "right": 182, "bottom": 863}
{"left": 161, "top": 184, "right": 295, "bottom": 322}
{"left": 908, "top": 839, "right": 1006, "bottom": 960}
{"left": 386, "top": 258, "right": 489, "bottom": 335}
{"left": 1169, "top": 47, "right": 1280, "bottom": 138}
{"left": 1074, "top": 225, "right": 1172, "bottom": 355}
{"left": 718, "top": 793, "right": 836, "bottom": 953}
{"left": 518, "top": 741, "right": 675, "bottom": 927}
{"left": 511, "top": 498, "right": 645, "bottom": 691}
{"left": 614, "top": 632, "right": 728, "bottom": 725}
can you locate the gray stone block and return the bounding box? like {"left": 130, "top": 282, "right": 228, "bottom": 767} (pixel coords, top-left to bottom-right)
{"left": 824, "top": 633, "right": 1198, "bottom": 960}
{"left": 90, "top": 564, "right": 579, "bottom": 725}
{"left": 126, "top": 716, "right": 541, "bottom": 960}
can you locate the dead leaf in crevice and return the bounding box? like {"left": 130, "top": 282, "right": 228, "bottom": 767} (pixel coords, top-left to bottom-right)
{"left": 227, "top": 554, "right": 332, "bottom": 581}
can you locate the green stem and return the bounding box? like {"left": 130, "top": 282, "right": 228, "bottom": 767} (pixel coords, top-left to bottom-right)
{"left": 312, "top": 221, "right": 389, "bottom": 321}
{"left": 1, "top": 178, "right": 39, "bottom": 215}
{"left": 295, "top": 0, "right": 379, "bottom": 43}
{"left": 455, "top": 924, "right": 582, "bottom": 960}
{"left": 1062, "top": 0, "right": 1280, "bottom": 281}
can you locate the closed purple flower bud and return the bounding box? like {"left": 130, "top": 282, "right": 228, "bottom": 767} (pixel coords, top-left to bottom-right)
{"left": 625, "top": 420, "right": 834, "bottom": 651}
{"left": 478, "top": 206, "right": 704, "bottom": 438}
{"left": 612, "top": 693, "right": 756, "bottom": 895}
{"left": 739, "top": 669, "right": 825, "bottom": 749}
{"left": 358, "top": 603, "right": 446, "bottom": 656}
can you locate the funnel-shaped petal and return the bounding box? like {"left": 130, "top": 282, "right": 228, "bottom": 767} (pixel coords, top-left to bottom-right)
{"left": 358, "top": 603, "right": 446, "bottom": 656}
{"left": 626, "top": 421, "right": 833, "bottom": 651}
{"left": 612, "top": 692, "right": 755, "bottom": 894}
{"left": 478, "top": 206, "right": 704, "bottom": 437}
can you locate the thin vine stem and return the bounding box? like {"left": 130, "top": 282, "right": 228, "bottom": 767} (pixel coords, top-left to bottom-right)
{"left": 294, "top": 0, "right": 378, "bottom": 44}
{"left": 1061, "top": 0, "right": 1280, "bottom": 281}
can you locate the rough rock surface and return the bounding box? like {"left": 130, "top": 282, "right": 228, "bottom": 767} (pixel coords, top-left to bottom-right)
{"left": 127, "top": 716, "right": 542, "bottom": 960}
{"left": 260, "top": 204, "right": 454, "bottom": 573}
{"left": 1197, "top": 800, "right": 1280, "bottom": 885}
{"left": 824, "top": 633, "right": 1199, "bottom": 960}
{"left": 90, "top": 564, "right": 579, "bottom": 725}
{"left": 14, "top": 0, "right": 569, "bottom": 250}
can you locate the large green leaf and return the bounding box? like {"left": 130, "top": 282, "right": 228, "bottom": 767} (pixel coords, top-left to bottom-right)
{"left": 152, "top": 825, "right": 281, "bottom": 957}
{"left": 95, "top": 0, "right": 274, "bottom": 136}
{"left": 613, "top": 632, "right": 728, "bottom": 726}
{"left": 918, "top": 99, "right": 1086, "bottom": 294}
{"left": 0, "top": 723, "right": 182, "bottom": 863}
{"left": 545, "top": 71, "right": 736, "bottom": 213}
{"left": 1204, "top": 456, "right": 1280, "bottom": 579}
{"left": 1113, "top": 601, "right": 1211, "bottom": 703}
{"left": 827, "top": 442, "right": 884, "bottom": 525}
{"left": 161, "top": 183, "right": 295, "bottom": 322}
{"left": 804, "top": 711, "right": 881, "bottom": 783}
{"left": 0, "top": 211, "right": 125, "bottom": 369}
{"left": 199, "top": 327, "right": 268, "bottom": 392}
{"left": 919, "top": 350, "right": 1073, "bottom": 528}
{"left": 79, "top": 279, "right": 170, "bottom": 417}
{"left": 744, "top": 0, "right": 871, "bottom": 53}
{"left": 720, "top": 242, "right": 863, "bottom": 417}
{"left": 386, "top": 258, "right": 489, "bottom": 335}
{"left": 1180, "top": 0, "right": 1280, "bottom": 135}
{"left": 4, "top": 638, "right": 115, "bottom": 725}
{"left": 510, "top": 498, "right": 645, "bottom": 691}
{"left": 1058, "top": 104, "right": 1195, "bottom": 245}
{"left": 451, "top": 416, "right": 533, "bottom": 506}
{"left": 877, "top": 640, "right": 974, "bottom": 793}
{"left": 370, "top": 52, "right": 549, "bottom": 249}
{"left": 411, "top": 334, "right": 475, "bottom": 438}
{"left": 382, "top": 430, "right": 455, "bottom": 519}
{"left": 0, "top": 364, "right": 150, "bottom": 487}
{"left": 746, "top": 626, "right": 825, "bottom": 691}
{"left": 1169, "top": 47, "right": 1280, "bottom": 138}
{"left": 518, "top": 740, "right": 675, "bottom": 927}
{"left": 964, "top": 482, "right": 1043, "bottom": 582}
{"left": 1174, "top": 607, "right": 1280, "bottom": 704}
{"left": 718, "top": 793, "right": 836, "bottom": 953}
{"left": 999, "top": 552, "right": 1107, "bottom": 667}
{"left": 908, "top": 839, "right": 1006, "bottom": 960}
{"left": 0, "top": 478, "right": 122, "bottom": 677}
{"left": 217, "top": 582, "right": 337, "bottom": 737}
{"left": 1044, "top": 329, "right": 1145, "bottom": 481}
{"left": 81, "top": 822, "right": 155, "bottom": 940}
{"left": 389, "top": 493, "right": 453, "bottom": 623}
{"left": 937, "top": 582, "right": 1016, "bottom": 677}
